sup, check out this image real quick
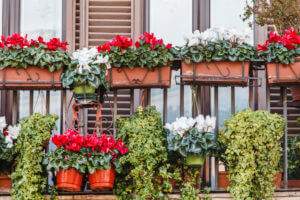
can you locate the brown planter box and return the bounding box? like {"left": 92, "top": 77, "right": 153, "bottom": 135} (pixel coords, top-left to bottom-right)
{"left": 107, "top": 66, "right": 171, "bottom": 89}
{"left": 288, "top": 179, "right": 300, "bottom": 188}
{"left": 0, "top": 175, "right": 11, "bottom": 192}
{"left": 181, "top": 61, "right": 250, "bottom": 86}
{"left": 0, "top": 66, "right": 62, "bottom": 90}
{"left": 267, "top": 58, "right": 300, "bottom": 86}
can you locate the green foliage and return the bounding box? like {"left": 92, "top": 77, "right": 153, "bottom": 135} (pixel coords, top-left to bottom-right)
{"left": 0, "top": 46, "right": 70, "bottom": 72}
{"left": 86, "top": 151, "right": 121, "bottom": 174}
{"left": 11, "top": 113, "right": 58, "bottom": 200}
{"left": 115, "top": 106, "right": 175, "bottom": 200}
{"left": 46, "top": 148, "right": 87, "bottom": 174}
{"left": 180, "top": 167, "right": 200, "bottom": 200}
{"left": 288, "top": 136, "right": 300, "bottom": 179}
{"left": 174, "top": 41, "right": 256, "bottom": 63}
{"left": 218, "top": 109, "right": 285, "bottom": 200}
{"left": 242, "top": 0, "right": 300, "bottom": 33}
{"left": 0, "top": 133, "right": 14, "bottom": 174}
{"left": 181, "top": 183, "right": 199, "bottom": 200}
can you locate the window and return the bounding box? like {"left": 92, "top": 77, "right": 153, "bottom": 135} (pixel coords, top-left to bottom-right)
{"left": 149, "top": 0, "right": 193, "bottom": 122}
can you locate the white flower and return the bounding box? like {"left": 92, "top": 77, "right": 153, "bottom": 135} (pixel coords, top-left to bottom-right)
{"left": 7, "top": 124, "right": 20, "bottom": 140}
{"left": 195, "top": 115, "right": 216, "bottom": 133}
{"left": 5, "top": 135, "right": 13, "bottom": 148}
{"left": 0, "top": 116, "right": 6, "bottom": 131}
{"left": 72, "top": 47, "right": 101, "bottom": 74}
{"left": 165, "top": 117, "right": 195, "bottom": 137}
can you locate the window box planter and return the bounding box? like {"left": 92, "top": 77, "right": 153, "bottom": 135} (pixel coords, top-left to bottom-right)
{"left": 89, "top": 168, "right": 116, "bottom": 190}
{"left": 0, "top": 67, "right": 62, "bottom": 90}
{"left": 267, "top": 58, "right": 300, "bottom": 86}
{"left": 56, "top": 168, "right": 83, "bottom": 192}
{"left": 288, "top": 179, "right": 300, "bottom": 188}
{"left": 181, "top": 61, "right": 250, "bottom": 86}
{"left": 0, "top": 175, "right": 11, "bottom": 192}
{"left": 107, "top": 66, "right": 171, "bottom": 89}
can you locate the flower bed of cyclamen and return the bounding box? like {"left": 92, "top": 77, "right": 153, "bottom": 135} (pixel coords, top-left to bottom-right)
{"left": 97, "top": 33, "right": 173, "bottom": 69}
{"left": 0, "top": 33, "right": 69, "bottom": 71}
{"left": 257, "top": 28, "right": 300, "bottom": 64}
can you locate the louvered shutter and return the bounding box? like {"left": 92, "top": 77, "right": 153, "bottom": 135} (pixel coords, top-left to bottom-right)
{"left": 74, "top": 0, "right": 134, "bottom": 133}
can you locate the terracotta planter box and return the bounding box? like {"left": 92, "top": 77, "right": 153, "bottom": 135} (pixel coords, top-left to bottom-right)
{"left": 56, "top": 168, "right": 83, "bottom": 192}
{"left": 89, "top": 169, "right": 115, "bottom": 190}
{"left": 218, "top": 171, "right": 282, "bottom": 189}
{"left": 0, "top": 66, "right": 62, "bottom": 89}
{"left": 181, "top": 61, "right": 250, "bottom": 86}
{"left": 267, "top": 58, "right": 300, "bottom": 86}
{"left": 288, "top": 179, "right": 300, "bottom": 188}
{"left": 0, "top": 175, "right": 11, "bottom": 192}
{"left": 107, "top": 66, "right": 171, "bottom": 89}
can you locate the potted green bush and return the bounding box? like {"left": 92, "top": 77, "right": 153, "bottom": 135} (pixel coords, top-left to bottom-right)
{"left": 61, "top": 47, "right": 109, "bottom": 96}
{"left": 0, "top": 117, "right": 20, "bottom": 192}
{"left": 218, "top": 109, "right": 285, "bottom": 199}
{"left": 165, "top": 115, "right": 216, "bottom": 166}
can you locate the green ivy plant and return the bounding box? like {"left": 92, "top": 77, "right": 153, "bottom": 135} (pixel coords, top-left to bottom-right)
{"left": 11, "top": 113, "right": 58, "bottom": 200}
{"left": 218, "top": 109, "right": 285, "bottom": 200}
{"left": 287, "top": 136, "right": 300, "bottom": 179}
{"left": 115, "top": 106, "right": 175, "bottom": 200}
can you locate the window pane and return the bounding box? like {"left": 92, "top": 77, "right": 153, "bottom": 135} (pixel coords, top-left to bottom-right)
{"left": 211, "top": 0, "right": 252, "bottom": 125}
{"left": 149, "top": 0, "right": 193, "bottom": 122}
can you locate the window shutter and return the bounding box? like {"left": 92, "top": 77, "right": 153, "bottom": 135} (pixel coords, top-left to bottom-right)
{"left": 74, "top": 0, "right": 134, "bottom": 133}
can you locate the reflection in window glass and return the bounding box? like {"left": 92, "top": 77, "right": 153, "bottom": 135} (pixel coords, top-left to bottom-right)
{"left": 211, "top": 0, "right": 253, "bottom": 125}
{"left": 150, "top": 0, "right": 193, "bottom": 122}
{"left": 19, "top": 0, "right": 62, "bottom": 131}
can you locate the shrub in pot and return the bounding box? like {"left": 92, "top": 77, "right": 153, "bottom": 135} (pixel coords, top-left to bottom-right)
{"left": 0, "top": 117, "right": 20, "bottom": 192}
{"left": 47, "top": 129, "right": 86, "bottom": 192}
{"left": 218, "top": 109, "right": 285, "bottom": 199}
{"left": 165, "top": 115, "right": 216, "bottom": 167}
{"left": 61, "top": 47, "right": 109, "bottom": 100}
{"left": 85, "top": 133, "right": 128, "bottom": 190}
{"left": 0, "top": 34, "right": 70, "bottom": 89}
{"left": 98, "top": 33, "right": 173, "bottom": 89}
{"left": 175, "top": 27, "right": 255, "bottom": 86}
{"left": 286, "top": 136, "right": 300, "bottom": 188}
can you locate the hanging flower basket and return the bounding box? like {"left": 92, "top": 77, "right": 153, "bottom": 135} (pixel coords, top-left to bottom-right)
{"left": 0, "top": 175, "right": 12, "bottom": 192}
{"left": 0, "top": 67, "right": 62, "bottom": 89}
{"left": 56, "top": 168, "right": 83, "bottom": 192}
{"left": 181, "top": 61, "right": 250, "bottom": 86}
{"left": 89, "top": 168, "right": 116, "bottom": 190}
{"left": 107, "top": 66, "right": 171, "bottom": 89}
{"left": 185, "top": 154, "right": 205, "bottom": 167}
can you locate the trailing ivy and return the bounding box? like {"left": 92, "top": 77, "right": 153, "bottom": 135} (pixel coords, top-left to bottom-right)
{"left": 115, "top": 106, "right": 175, "bottom": 200}
{"left": 11, "top": 113, "right": 58, "bottom": 200}
{"left": 218, "top": 109, "right": 285, "bottom": 200}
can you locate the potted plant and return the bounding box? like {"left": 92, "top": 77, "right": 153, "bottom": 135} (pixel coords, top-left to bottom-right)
{"left": 0, "top": 117, "right": 20, "bottom": 192}
{"left": 47, "top": 129, "right": 86, "bottom": 192}
{"left": 86, "top": 133, "right": 128, "bottom": 190}
{"left": 98, "top": 33, "right": 173, "bottom": 89}
{"left": 257, "top": 28, "right": 300, "bottom": 100}
{"left": 286, "top": 136, "right": 300, "bottom": 188}
{"left": 176, "top": 27, "right": 255, "bottom": 86}
{"left": 61, "top": 47, "right": 109, "bottom": 97}
{"left": 0, "top": 34, "right": 69, "bottom": 89}
{"left": 165, "top": 115, "right": 216, "bottom": 167}
{"left": 218, "top": 109, "right": 284, "bottom": 199}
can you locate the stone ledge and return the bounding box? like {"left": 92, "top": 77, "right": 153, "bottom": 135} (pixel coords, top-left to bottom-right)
{"left": 0, "top": 191, "right": 300, "bottom": 200}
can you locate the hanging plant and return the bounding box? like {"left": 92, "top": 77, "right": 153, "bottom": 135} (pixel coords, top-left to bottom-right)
{"left": 11, "top": 113, "right": 58, "bottom": 200}
{"left": 218, "top": 109, "right": 285, "bottom": 199}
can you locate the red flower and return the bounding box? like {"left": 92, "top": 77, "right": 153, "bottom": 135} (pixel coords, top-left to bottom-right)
{"left": 52, "top": 134, "right": 68, "bottom": 148}
{"left": 114, "top": 139, "right": 128, "bottom": 155}
{"left": 3, "top": 130, "right": 8, "bottom": 136}
{"left": 268, "top": 32, "right": 281, "bottom": 43}
{"left": 46, "top": 38, "right": 68, "bottom": 51}
{"left": 84, "top": 133, "right": 99, "bottom": 150}
{"left": 4, "top": 33, "right": 30, "bottom": 48}
{"left": 37, "top": 36, "right": 45, "bottom": 44}
{"left": 166, "top": 43, "right": 172, "bottom": 49}
{"left": 97, "top": 42, "right": 111, "bottom": 52}
{"left": 110, "top": 35, "right": 132, "bottom": 49}
{"left": 66, "top": 143, "right": 81, "bottom": 152}
{"left": 257, "top": 40, "right": 269, "bottom": 51}
{"left": 135, "top": 41, "right": 141, "bottom": 48}
{"left": 97, "top": 134, "right": 116, "bottom": 153}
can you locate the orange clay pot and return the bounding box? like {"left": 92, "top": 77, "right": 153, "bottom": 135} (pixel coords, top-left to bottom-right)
{"left": 274, "top": 172, "right": 282, "bottom": 189}
{"left": 89, "top": 169, "right": 116, "bottom": 190}
{"left": 267, "top": 58, "right": 300, "bottom": 86}
{"left": 181, "top": 61, "right": 250, "bottom": 86}
{"left": 218, "top": 171, "right": 229, "bottom": 189}
{"left": 0, "top": 66, "right": 62, "bottom": 89}
{"left": 56, "top": 168, "right": 83, "bottom": 192}
{"left": 107, "top": 66, "right": 171, "bottom": 89}
{"left": 0, "top": 175, "right": 12, "bottom": 192}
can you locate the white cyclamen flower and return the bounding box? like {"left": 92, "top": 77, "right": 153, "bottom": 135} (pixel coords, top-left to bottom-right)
{"left": 4, "top": 135, "right": 13, "bottom": 148}
{"left": 7, "top": 124, "right": 20, "bottom": 140}
{"left": 72, "top": 47, "right": 99, "bottom": 74}
{"left": 195, "top": 115, "right": 216, "bottom": 133}
{"left": 0, "top": 116, "right": 6, "bottom": 131}
{"left": 165, "top": 117, "right": 196, "bottom": 137}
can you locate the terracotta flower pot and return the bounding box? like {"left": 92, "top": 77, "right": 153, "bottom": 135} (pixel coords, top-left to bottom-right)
{"left": 0, "top": 175, "right": 12, "bottom": 192}
{"left": 274, "top": 172, "right": 282, "bottom": 189}
{"left": 218, "top": 171, "right": 229, "bottom": 189}
{"left": 107, "top": 66, "right": 171, "bottom": 89}
{"left": 267, "top": 58, "right": 300, "bottom": 86}
{"left": 89, "top": 168, "right": 115, "bottom": 190}
{"left": 288, "top": 179, "right": 300, "bottom": 188}
{"left": 181, "top": 61, "right": 250, "bottom": 86}
{"left": 0, "top": 66, "right": 62, "bottom": 89}
{"left": 185, "top": 154, "right": 205, "bottom": 167}
{"left": 56, "top": 168, "right": 83, "bottom": 192}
